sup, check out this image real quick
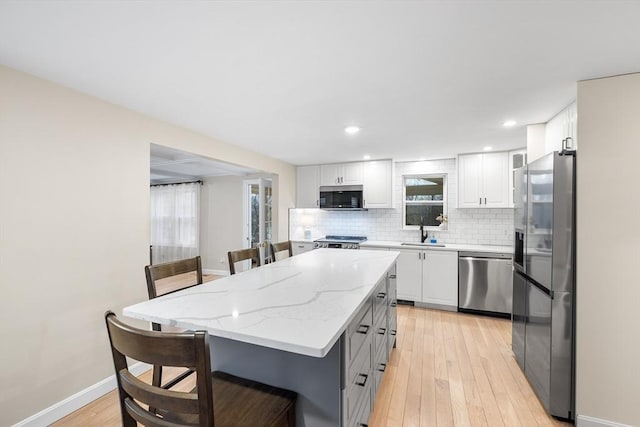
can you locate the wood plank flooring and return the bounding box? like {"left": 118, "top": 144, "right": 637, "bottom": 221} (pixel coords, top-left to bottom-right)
{"left": 53, "top": 304, "right": 573, "bottom": 426}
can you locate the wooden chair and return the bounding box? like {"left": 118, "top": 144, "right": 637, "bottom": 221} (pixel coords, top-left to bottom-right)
{"left": 104, "top": 311, "right": 297, "bottom": 427}
{"left": 270, "top": 241, "right": 293, "bottom": 262}
{"left": 227, "top": 247, "right": 261, "bottom": 275}
{"left": 144, "top": 256, "right": 203, "bottom": 391}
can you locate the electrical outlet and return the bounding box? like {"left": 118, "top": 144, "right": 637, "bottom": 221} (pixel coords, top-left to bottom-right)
{"left": 219, "top": 257, "right": 225, "bottom": 264}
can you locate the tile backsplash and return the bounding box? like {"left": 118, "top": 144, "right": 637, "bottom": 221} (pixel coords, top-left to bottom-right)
{"left": 289, "top": 158, "right": 514, "bottom": 246}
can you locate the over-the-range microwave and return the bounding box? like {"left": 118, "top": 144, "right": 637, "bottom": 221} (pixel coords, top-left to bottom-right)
{"left": 319, "top": 185, "right": 366, "bottom": 210}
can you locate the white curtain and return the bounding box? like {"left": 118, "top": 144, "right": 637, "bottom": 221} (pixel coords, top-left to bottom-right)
{"left": 150, "top": 182, "right": 200, "bottom": 264}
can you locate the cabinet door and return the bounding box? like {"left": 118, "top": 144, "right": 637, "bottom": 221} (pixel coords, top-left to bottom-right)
{"left": 363, "top": 160, "right": 392, "bottom": 208}
{"left": 422, "top": 250, "right": 458, "bottom": 307}
{"left": 291, "top": 242, "right": 314, "bottom": 256}
{"left": 296, "top": 165, "right": 320, "bottom": 208}
{"left": 396, "top": 250, "right": 422, "bottom": 301}
{"left": 508, "top": 149, "right": 527, "bottom": 207}
{"left": 342, "top": 162, "right": 364, "bottom": 185}
{"left": 481, "top": 152, "right": 509, "bottom": 208}
{"left": 320, "top": 164, "right": 341, "bottom": 186}
{"left": 458, "top": 154, "right": 482, "bottom": 208}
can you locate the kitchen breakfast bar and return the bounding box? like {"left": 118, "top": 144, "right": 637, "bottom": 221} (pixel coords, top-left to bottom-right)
{"left": 123, "top": 248, "right": 400, "bottom": 427}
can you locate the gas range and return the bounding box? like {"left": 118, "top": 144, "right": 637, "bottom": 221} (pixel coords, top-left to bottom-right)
{"left": 313, "top": 235, "right": 367, "bottom": 250}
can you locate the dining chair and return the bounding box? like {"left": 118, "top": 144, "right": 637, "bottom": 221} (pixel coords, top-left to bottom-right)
{"left": 144, "top": 256, "right": 202, "bottom": 392}
{"left": 104, "top": 311, "right": 297, "bottom": 427}
{"left": 227, "top": 247, "right": 261, "bottom": 275}
{"left": 270, "top": 241, "right": 293, "bottom": 262}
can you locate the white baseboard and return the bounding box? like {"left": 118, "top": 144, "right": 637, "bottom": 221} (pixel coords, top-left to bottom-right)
{"left": 13, "top": 362, "right": 151, "bottom": 427}
{"left": 203, "top": 268, "right": 229, "bottom": 276}
{"left": 577, "top": 415, "right": 633, "bottom": 427}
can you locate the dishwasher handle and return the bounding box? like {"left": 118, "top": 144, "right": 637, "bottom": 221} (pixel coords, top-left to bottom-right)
{"left": 458, "top": 251, "right": 512, "bottom": 259}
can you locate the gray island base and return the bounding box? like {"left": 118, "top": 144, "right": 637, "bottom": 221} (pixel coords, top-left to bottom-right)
{"left": 123, "top": 249, "right": 399, "bottom": 426}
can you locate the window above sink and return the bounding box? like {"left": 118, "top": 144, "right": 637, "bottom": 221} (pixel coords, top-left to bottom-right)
{"left": 402, "top": 174, "right": 448, "bottom": 231}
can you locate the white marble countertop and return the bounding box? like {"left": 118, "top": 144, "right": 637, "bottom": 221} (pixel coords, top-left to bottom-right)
{"left": 123, "top": 249, "right": 399, "bottom": 358}
{"left": 360, "top": 240, "right": 512, "bottom": 254}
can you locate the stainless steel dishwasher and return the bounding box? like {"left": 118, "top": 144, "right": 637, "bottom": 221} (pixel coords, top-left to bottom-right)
{"left": 458, "top": 252, "right": 513, "bottom": 317}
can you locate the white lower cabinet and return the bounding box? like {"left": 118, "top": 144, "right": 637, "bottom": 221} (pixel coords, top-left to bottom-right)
{"left": 396, "top": 248, "right": 458, "bottom": 308}
{"left": 344, "top": 265, "right": 397, "bottom": 427}
{"left": 396, "top": 249, "right": 423, "bottom": 301}
{"left": 423, "top": 250, "right": 458, "bottom": 307}
{"left": 291, "top": 241, "right": 314, "bottom": 256}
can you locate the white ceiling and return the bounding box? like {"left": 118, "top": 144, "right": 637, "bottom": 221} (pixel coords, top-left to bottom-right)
{"left": 150, "top": 144, "right": 258, "bottom": 184}
{"left": 2, "top": 1, "right": 640, "bottom": 166}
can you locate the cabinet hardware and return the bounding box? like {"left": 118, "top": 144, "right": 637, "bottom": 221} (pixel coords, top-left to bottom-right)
{"left": 356, "top": 324, "right": 370, "bottom": 334}
{"left": 390, "top": 302, "right": 397, "bottom": 307}
{"left": 359, "top": 424, "right": 369, "bottom": 427}
{"left": 390, "top": 329, "right": 397, "bottom": 336}
{"left": 377, "top": 327, "right": 386, "bottom": 335}
{"left": 355, "top": 373, "right": 368, "bottom": 387}
{"left": 376, "top": 292, "right": 386, "bottom": 298}
{"left": 377, "top": 363, "right": 386, "bottom": 372}
{"left": 479, "top": 197, "right": 482, "bottom": 205}
{"left": 389, "top": 274, "right": 397, "bottom": 279}
{"left": 484, "top": 197, "right": 487, "bottom": 205}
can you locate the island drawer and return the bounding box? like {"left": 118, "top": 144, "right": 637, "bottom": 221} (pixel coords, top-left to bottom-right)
{"left": 347, "top": 302, "right": 373, "bottom": 365}
{"left": 349, "top": 381, "right": 372, "bottom": 427}
{"left": 372, "top": 279, "right": 388, "bottom": 325}
{"left": 373, "top": 320, "right": 388, "bottom": 360}
{"left": 346, "top": 333, "right": 372, "bottom": 421}
{"left": 373, "top": 342, "right": 388, "bottom": 396}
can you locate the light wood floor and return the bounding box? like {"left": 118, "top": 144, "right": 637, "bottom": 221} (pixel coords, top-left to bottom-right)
{"left": 53, "top": 305, "right": 572, "bottom": 426}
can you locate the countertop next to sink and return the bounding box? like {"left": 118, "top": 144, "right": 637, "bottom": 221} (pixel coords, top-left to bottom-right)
{"left": 360, "top": 240, "right": 513, "bottom": 255}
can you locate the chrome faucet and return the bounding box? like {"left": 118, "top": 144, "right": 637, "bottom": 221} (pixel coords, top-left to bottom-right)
{"left": 420, "top": 217, "right": 428, "bottom": 243}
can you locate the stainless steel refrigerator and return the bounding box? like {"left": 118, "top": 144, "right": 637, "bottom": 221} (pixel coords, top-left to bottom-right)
{"left": 512, "top": 151, "right": 575, "bottom": 420}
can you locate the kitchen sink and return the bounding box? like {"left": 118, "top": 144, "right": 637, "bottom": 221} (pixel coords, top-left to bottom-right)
{"left": 400, "top": 242, "right": 446, "bottom": 247}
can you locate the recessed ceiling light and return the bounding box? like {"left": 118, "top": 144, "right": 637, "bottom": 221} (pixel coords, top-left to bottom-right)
{"left": 344, "top": 126, "right": 360, "bottom": 135}
{"left": 363, "top": 155, "right": 371, "bottom": 160}
{"left": 483, "top": 146, "right": 493, "bottom": 151}
{"left": 503, "top": 120, "right": 517, "bottom": 127}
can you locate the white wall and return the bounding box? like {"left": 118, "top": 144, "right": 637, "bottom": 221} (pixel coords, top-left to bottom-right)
{"left": 200, "top": 174, "right": 275, "bottom": 274}
{"left": 0, "top": 65, "right": 295, "bottom": 426}
{"left": 290, "top": 158, "right": 513, "bottom": 246}
{"left": 575, "top": 73, "right": 640, "bottom": 425}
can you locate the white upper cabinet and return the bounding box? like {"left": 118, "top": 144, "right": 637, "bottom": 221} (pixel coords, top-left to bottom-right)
{"left": 545, "top": 102, "right": 577, "bottom": 154}
{"left": 458, "top": 152, "right": 509, "bottom": 208}
{"left": 320, "top": 162, "right": 364, "bottom": 186}
{"left": 363, "top": 160, "right": 393, "bottom": 208}
{"left": 508, "top": 149, "right": 527, "bottom": 207}
{"left": 296, "top": 165, "right": 320, "bottom": 208}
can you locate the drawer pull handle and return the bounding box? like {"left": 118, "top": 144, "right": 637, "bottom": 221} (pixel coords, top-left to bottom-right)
{"left": 388, "top": 274, "right": 397, "bottom": 279}
{"left": 377, "top": 327, "right": 386, "bottom": 335}
{"left": 390, "top": 329, "right": 397, "bottom": 336}
{"left": 359, "top": 424, "right": 369, "bottom": 427}
{"left": 356, "top": 324, "right": 370, "bottom": 335}
{"left": 355, "top": 373, "right": 368, "bottom": 387}
{"left": 378, "top": 363, "right": 386, "bottom": 372}
{"left": 390, "top": 302, "right": 397, "bottom": 308}
{"left": 376, "top": 292, "right": 386, "bottom": 298}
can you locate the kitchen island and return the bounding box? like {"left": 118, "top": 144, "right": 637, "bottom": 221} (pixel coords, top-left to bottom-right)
{"left": 124, "top": 248, "right": 399, "bottom": 427}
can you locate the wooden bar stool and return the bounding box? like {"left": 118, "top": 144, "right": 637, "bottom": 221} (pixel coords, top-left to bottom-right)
{"left": 105, "top": 311, "right": 297, "bottom": 426}
{"left": 227, "top": 248, "right": 261, "bottom": 275}
{"left": 270, "top": 241, "right": 293, "bottom": 262}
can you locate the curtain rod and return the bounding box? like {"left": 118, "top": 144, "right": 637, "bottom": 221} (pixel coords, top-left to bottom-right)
{"left": 150, "top": 180, "right": 203, "bottom": 187}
